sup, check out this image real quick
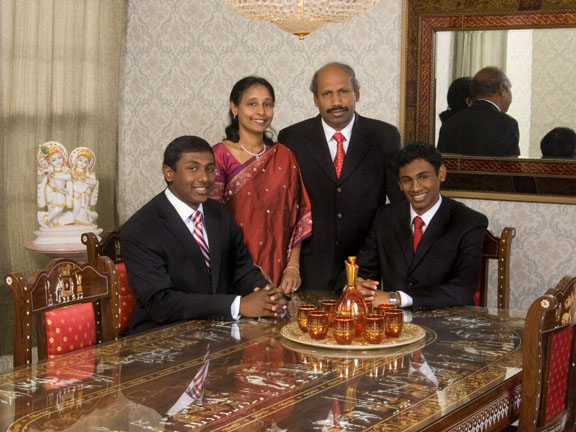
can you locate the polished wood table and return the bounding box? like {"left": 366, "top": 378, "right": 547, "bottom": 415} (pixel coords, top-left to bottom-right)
{"left": 0, "top": 294, "right": 524, "bottom": 431}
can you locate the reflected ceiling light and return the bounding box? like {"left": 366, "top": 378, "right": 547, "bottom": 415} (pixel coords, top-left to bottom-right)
{"left": 225, "top": 0, "right": 380, "bottom": 42}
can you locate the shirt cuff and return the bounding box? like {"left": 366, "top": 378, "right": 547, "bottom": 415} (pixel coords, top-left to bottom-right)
{"left": 397, "top": 290, "right": 413, "bottom": 307}
{"left": 231, "top": 296, "right": 241, "bottom": 320}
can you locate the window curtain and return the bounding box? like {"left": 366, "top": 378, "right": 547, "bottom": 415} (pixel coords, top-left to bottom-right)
{"left": 452, "top": 30, "right": 508, "bottom": 79}
{"left": 0, "top": 0, "right": 125, "bottom": 357}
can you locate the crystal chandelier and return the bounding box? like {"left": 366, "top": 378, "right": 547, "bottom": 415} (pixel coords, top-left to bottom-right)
{"left": 225, "top": 0, "right": 380, "bottom": 42}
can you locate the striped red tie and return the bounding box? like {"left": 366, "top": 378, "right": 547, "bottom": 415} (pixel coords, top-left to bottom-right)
{"left": 190, "top": 212, "right": 210, "bottom": 269}
{"left": 333, "top": 132, "right": 345, "bottom": 177}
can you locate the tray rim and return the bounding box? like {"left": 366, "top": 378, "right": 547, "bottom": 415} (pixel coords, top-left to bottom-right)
{"left": 280, "top": 321, "right": 426, "bottom": 351}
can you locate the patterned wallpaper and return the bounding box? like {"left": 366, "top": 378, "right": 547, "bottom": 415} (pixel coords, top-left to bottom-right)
{"left": 117, "top": 0, "right": 575, "bottom": 312}
{"left": 118, "top": 0, "right": 402, "bottom": 221}
{"left": 462, "top": 198, "right": 576, "bottom": 311}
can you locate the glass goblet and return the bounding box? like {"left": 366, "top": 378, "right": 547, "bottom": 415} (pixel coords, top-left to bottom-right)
{"left": 333, "top": 315, "right": 355, "bottom": 345}
{"left": 307, "top": 311, "right": 329, "bottom": 340}
{"left": 363, "top": 314, "right": 384, "bottom": 344}
{"left": 297, "top": 304, "right": 317, "bottom": 333}
{"left": 385, "top": 309, "right": 404, "bottom": 338}
{"left": 320, "top": 299, "right": 338, "bottom": 326}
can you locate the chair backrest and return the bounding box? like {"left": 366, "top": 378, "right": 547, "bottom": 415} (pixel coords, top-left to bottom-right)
{"left": 5, "top": 256, "right": 119, "bottom": 368}
{"left": 519, "top": 275, "right": 576, "bottom": 432}
{"left": 476, "top": 227, "right": 516, "bottom": 309}
{"left": 82, "top": 231, "right": 135, "bottom": 333}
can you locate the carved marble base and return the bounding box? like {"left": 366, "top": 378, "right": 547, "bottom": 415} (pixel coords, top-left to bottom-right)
{"left": 25, "top": 225, "right": 102, "bottom": 260}
{"left": 31, "top": 224, "right": 102, "bottom": 246}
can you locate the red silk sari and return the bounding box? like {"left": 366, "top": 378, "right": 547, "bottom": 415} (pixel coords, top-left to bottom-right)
{"left": 211, "top": 142, "right": 312, "bottom": 285}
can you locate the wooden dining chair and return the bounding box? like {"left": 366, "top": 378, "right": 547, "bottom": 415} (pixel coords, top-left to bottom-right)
{"left": 516, "top": 275, "right": 576, "bottom": 432}
{"left": 5, "top": 256, "right": 120, "bottom": 368}
{"left": 82, "top": 230, "right": 135, "bottom": 334}
{"left": 476, "top": 227, "right": 516, "bottom": 309}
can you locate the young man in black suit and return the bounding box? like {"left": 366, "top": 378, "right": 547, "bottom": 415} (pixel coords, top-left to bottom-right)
{"left": 437, "top": 66, "right": 520, "bottom": 157}
{"left": 278, "top": 62, "right": 403, "bottom": 293}
{"left": 356, "top": 143, "right": 488, "bottom": 310}
{"left": 120, "top": 136, "right": 287, "bottom": 333}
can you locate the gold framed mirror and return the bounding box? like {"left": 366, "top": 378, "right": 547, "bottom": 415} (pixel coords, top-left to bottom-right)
{"left": 404, "top": 0, "right": 576, "bottom": 203}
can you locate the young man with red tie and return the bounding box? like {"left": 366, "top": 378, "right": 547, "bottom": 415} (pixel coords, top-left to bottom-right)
{"left": 356, "top": 143, "right": 488, "bottom": 310}
{"left": 120, "top": 136, "right": 286, "bottom": 333}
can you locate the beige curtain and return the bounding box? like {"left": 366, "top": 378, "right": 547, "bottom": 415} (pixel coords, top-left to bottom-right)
{"left": 0, "top": 0, "right": 125, "bottom": 356}
{"left": 452, "top": 30, "right": 508, "bottom": 79}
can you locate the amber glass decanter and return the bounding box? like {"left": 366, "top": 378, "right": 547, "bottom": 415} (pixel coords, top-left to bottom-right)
{"left": 336, "top": 257, "right": 368, "bottom": 337}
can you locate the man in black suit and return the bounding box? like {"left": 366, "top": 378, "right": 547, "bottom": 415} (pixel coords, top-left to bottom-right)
{"left": 357, "top": 143, "right": 488, "bottom": 310}
{"left": 120, "top": 136, "right": 286, "bottom": 333}
{"left": 278, "top": 62, "right": 403, "bottom": 292}
{"left": 437, "top": 66, "right": 520, "bottom": 157}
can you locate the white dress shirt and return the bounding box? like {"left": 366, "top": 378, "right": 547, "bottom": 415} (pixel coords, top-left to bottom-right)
{"left": 164, "top": 188, "right": 241, "bottom": 319}
{"left": 398, "top": 196, "right": 443, "bottom": 307}
{"left": 321, "top": 114, "right": 356, "bottom": 161}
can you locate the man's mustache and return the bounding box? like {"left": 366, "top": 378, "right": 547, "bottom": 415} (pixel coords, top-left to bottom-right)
{"left": 327, "top": 106, "right": 348, "bottom": 113}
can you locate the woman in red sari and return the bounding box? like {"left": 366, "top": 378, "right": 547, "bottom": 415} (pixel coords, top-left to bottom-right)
{"left": 210, "top": 77, "right": 312, "bottom": 293}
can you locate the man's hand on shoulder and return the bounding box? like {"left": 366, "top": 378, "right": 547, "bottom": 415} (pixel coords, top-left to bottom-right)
{"left": 240, "top": 284, "right": 288, "bottom": 318}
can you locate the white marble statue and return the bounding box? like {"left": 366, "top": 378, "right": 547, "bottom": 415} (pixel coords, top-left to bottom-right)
{"left": 69, "top": 147, "right": 99, "bottom": 226}
{"left": 33, "top": 141, "right": 102, "bottom": 247}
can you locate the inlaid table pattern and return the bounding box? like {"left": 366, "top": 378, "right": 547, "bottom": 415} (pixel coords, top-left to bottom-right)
{"left": 0, "top": 296, "right": 524, "bottom": 432}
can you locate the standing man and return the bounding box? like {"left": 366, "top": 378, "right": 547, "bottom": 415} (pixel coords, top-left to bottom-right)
{"left": 438, "top": 66, "right": 520, "bottom": 157}
{"left": 278, "top": 62, "right": 403, "bottom": 292}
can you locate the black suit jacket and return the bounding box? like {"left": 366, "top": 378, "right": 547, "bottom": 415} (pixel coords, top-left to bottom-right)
{"left": 120, "top": 192, "right": 268, "bottom": 333}
{"left": 437, "top": 100, "right": 520, "bottom": 156}
{"left": 357, "top": 197, "right": 488, "bottom": 310}
{"left": 278, "top": 114, "right": 403, "bottom": 292}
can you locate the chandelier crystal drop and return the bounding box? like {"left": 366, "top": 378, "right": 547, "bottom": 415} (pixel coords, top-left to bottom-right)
{"left": 225, "top": 0, "right": 380, "bottom": 42}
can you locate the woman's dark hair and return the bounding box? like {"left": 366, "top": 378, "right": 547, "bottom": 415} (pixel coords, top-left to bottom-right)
{"left": 439, "top": 77, "right": 472, "bottom": 124}
{"left": 540, "top": 127, "right": 576, "bottom": 158}
{"left": 225, "top": 76, "right": 276, "bottom": 146}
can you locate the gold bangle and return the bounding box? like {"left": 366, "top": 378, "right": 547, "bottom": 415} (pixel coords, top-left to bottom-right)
{"left": 283, "top": 266, "right": 300, "bottom": 274}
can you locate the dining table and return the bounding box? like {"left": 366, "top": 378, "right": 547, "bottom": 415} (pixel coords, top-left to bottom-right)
{"left": 0, "top": 292, "right": 525, "bottom": 431}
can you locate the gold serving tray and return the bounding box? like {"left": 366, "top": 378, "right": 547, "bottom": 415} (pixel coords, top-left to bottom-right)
{"left": 280, "top": 321, "right": 426, "bottom": 350}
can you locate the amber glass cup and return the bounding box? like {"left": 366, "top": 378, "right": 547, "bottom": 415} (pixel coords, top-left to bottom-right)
{"left": 363, "top": 314, "right": 384, "bottom": 344}
{"left": 385, "top": 309, "right": 404, "bottom": 338}
{"left": 377, "top": 303, "right": 397, "bottom": 317}
{"left": 320, "top": 300, "right": 338, "bottom": 326}
{"left": 307, "top": 311, "right": 329, "bottom": 340}
{"left": 364, "top": 300, "right": 373, "bottom": 314}
{"left": 333, "top": 316, "right": 355, "bottom": 345}
{"left": 297, "top": 304, "right": 317, "bottom": 333}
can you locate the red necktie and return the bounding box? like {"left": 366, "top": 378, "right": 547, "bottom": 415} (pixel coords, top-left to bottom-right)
{"left": 333, "top": 132, "right": 345, "bottom": 177}
{"left": 413, "top": 216, "right": 424, "bottom": 252}
{"left": 190, "top": 212, "right": 210, "bottom": 269}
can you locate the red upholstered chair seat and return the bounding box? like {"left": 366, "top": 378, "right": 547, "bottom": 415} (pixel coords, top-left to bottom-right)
{"left": 45, "top": 303, "right": 96, "bottom": 358}
{"left": 545, "top": 326, "right": 574, "bottom": 421}
{"left": 115, "top": 263, "right": 135, "bottom": 333}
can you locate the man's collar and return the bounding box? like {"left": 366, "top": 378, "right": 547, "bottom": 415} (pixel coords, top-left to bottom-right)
{"left": 321, "top": 113, "right": 356, "bottom": 142}
{"left": 165, "top": 187, "right": 204, "bottom": 222}
{"left": 410, "top": 195, "right": 443, "bottom": 227}
{"left": 475, "top": 99, "right": 501, "bottom": 112}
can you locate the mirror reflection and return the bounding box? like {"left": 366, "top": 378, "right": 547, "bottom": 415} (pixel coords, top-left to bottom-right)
{"left": 434, "top": 28, "right": 576, "bottom": 159}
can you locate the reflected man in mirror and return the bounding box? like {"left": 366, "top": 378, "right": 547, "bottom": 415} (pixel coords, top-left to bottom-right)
{"left": 540, "top": 127, "right": 576, "bottom": 159}
{"left": 120, "top": 136, "right": 287, "bottom": 334}
{"left": 356, "top": 143, "right": 488, "bottom": 310}
{"left": 437, "top": 66, "right": 520, "bottom": 157}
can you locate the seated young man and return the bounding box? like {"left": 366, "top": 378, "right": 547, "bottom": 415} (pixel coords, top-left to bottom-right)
{"left": 356, "top": 143, "right": 488, "bottom": 310}
{"left": 120, "top": 136, "right": 287, "bottom": 333}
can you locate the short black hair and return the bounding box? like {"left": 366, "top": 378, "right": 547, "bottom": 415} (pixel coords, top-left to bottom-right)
{"left": 540, "top": 127, "right": 576, "bottom": 158}
{"left": 163, "top": 136, "right": 214, "bottom": 171}
{"left": 396, "top": 143, "right": 444, "bottom": 176}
